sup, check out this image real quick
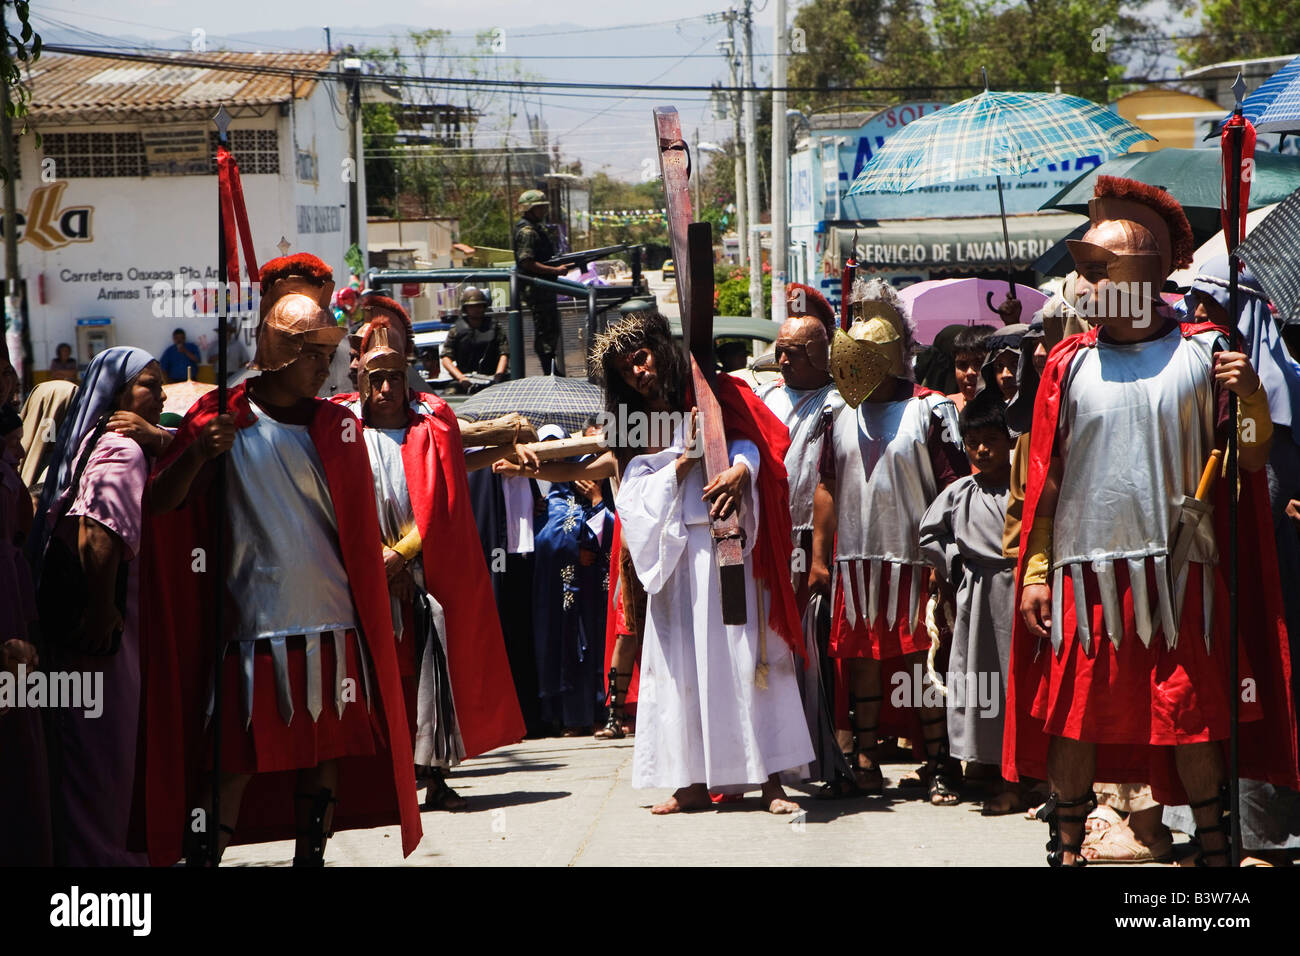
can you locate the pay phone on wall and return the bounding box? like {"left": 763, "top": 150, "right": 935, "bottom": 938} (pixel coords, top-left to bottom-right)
{"left": 75, "top": 317, "right": 116, "bottom": 368}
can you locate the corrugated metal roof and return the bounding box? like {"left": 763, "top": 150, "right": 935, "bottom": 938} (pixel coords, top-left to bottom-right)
{"left": 27, "top": 51, "right": 337, "bottom": 120}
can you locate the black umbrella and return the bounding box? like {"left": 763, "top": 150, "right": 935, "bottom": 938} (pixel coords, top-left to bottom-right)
{"left": 1235, "top": 186, "right": 1300, "bottom": 326}
{"left": 455, "top": 374, "right": 604, "bottom": 434}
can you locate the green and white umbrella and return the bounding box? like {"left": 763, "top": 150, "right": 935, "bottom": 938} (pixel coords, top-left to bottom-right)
{"left": 848, "top": 84, "right": 1152, "bottom": 296}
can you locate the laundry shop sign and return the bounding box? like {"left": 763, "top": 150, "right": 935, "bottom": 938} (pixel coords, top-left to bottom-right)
{"left": 1, "top": 183, "right": 93, "bottom": 251}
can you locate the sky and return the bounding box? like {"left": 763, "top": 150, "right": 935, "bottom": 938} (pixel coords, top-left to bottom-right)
{"left": 35, "top": 1, "right": 787, "bottom": 180}
{"left": 34, "top": 1, "right": 1194, "bottom": 182}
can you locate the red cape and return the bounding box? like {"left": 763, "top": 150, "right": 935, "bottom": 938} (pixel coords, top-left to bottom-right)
{"left": 334, "top": 392, "right": 526, "bottom": 757}
{"left": 136, "top": 383, "right": 422, "bottom": 863}
{"left": 707, "top": 374, "right": 805, "bottom": 661}
{"left": 1002, "top": 323, "right": 1299, "bottom": 800}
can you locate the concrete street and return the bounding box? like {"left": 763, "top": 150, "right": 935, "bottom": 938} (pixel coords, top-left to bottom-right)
{"left": 219, "top": 735, "right": 1133, "bottom": 867}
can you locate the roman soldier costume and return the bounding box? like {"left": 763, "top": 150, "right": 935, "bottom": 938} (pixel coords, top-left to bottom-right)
{"left": 1003, "top": 176, "right": 1299, "bottom": 865}
{"left": 336, "top": 296, "right": 525, "bottom": 791}
{"left": 137, "top": 257, "right": 423, "bottom": 865}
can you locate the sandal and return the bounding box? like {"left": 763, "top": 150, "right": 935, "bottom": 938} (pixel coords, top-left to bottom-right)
{"left": 1081, "top": 804, "right": 1124, "bottom": 845}
{"left": 422, "top": 769, "right": 468, "bottom": 812}
{"left": 1190, "top": 785, "right": 1232, "bottom": 867}
{"left": 594, "top": 668, "right": 631, "bottom": 740}
{"left": 1080, "top": 822, "right": 1174, "bottom": 864}
{"left": 919, "top": 714, "right": 960, "bottom": 806}
{"left": 816, "top": 769, "right": 873, "bottom": 800}
{"left": 842, "top": 693, "right": 884, "bottom": 796}
{"left": 1037, "top": 790, "right": 1096, "bottom": 867}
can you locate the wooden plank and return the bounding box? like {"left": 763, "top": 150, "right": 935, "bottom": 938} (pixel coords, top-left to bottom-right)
{"left": 655, "top": 105, "right": 747, "bottom": 625}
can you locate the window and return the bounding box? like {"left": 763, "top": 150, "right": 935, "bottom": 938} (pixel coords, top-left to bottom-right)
{"left": 40, "top": 126, "right": 279, "bottom": 178}
{"left": 208, "top": 128, "right": 280, "bottom": 174}
{"left": 43, "top": 131, "right": 146, "bottom": 178}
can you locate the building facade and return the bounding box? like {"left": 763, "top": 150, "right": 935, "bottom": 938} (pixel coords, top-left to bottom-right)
{"left": 13, "top": 50, "right": 363, "bottom": 375}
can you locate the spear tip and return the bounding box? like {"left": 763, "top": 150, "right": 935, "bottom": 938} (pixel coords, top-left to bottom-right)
{"left": 213, "top": 105, "right": 231, "bottom": 139}
{"left": 1232, "top": 73, "right": 1247, "bottom": 109}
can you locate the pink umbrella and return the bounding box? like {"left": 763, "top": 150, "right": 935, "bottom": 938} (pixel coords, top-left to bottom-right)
{"left": 901, "top": 278, "right": 1050, "bottom": 345}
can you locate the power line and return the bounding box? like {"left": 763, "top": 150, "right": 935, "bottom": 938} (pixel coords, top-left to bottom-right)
{"left": 40, "top": 43, "right": 1203, "bottom": 95}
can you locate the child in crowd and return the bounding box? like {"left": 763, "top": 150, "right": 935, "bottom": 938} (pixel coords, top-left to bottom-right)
{"left": 947, "top": 325, "right": 996, "bottom": 412}
{"left": 919, "top": 389, "right": 1027, "bottom": 814}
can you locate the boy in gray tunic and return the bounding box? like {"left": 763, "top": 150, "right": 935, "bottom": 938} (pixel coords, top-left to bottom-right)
{"left": 920, "top": 389, "right": 1025, "bottom": 814}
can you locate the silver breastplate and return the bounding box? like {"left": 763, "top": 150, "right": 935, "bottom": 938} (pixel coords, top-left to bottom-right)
{"left": 832, "top": 392, "right": 952, "bottom": 563}
{"left": 362, "top": 425, "right": 417, "bottom": 550}
{"left": 761, "top": 381, "right": 843, "bottom": 532}
{"left": 1054, "top": 329, "right": 1220, "bottom": 566}
{"left": 226, "top": 400, "right": 358, "bottom": 640}
{"left": 1049, "top": 328, "right": 1223, "bottom": 654}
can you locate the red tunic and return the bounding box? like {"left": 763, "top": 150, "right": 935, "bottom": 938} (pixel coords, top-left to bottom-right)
{"left": 135, "top": 384, "right": 423, "bottom": 863}
{"left": 1002, "top": 323, "right": 1299, "bottom": 803}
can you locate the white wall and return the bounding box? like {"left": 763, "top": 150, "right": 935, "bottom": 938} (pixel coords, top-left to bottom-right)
{"left": 16, "top": 76, "right": 358, "bottom": 368}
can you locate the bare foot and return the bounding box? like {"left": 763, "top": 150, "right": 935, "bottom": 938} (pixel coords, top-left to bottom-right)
{"left": 651, "top": 783, "right": 711, "bottom": 815}
{"left": 761, "top": 777, "right": 801, "bottom": 815}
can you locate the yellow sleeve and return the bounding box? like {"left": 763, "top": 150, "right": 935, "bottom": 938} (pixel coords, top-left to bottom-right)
{"left": 1238, "top": 384, "right": 1273, "bottom": 448}
{"left": 1022, "top": 517, "right": 1053, "bottom": 587}
{"left": 392, "top": 528, "right": 423, "bottom": 563}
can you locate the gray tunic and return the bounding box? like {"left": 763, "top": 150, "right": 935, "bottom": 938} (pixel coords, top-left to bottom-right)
{"left": 919, "top": 474, "right": 1015, "bottom": 765}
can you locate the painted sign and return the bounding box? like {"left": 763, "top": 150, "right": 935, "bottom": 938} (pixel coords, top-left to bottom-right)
{"left": 1, "top": 183, "right": 94, "bottom": 251}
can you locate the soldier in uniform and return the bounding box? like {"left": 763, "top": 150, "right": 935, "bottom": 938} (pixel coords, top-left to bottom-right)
{"left": 441, "top": 287, "right": 508, "bottom": 391}
{"left": 512, "top": 190, "right": 568, "bottom": 375}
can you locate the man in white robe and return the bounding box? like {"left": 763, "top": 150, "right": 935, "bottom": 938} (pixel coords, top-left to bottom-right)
{"left": 596, "top": 310, "right": 813, "bottom": 815}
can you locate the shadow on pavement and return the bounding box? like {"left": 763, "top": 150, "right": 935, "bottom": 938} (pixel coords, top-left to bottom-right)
{"left": 448, "top": 762, "right": 565, "bottom": 779}
{"left": 458, "top": 790, "right": 571, "bottom": 812}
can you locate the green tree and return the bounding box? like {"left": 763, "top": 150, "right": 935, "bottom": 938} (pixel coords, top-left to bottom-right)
{"left": 1171, "top": 0, "right": 1300, "bottom": 68}
{"left": 1, "top": 0, "right": 41, "bottom": 181}
{"left": 788, "top": 0, "right": 1149, "bottom": 111}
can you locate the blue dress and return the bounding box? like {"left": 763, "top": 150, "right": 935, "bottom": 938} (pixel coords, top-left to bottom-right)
{"left": 531, "top": 481, "right": 613, "bottom": 729}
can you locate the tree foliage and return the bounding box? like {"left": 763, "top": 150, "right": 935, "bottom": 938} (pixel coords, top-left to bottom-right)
{"left": 0, "top": 0, "right": 42, "bottom": 181}
{"left": 1170, "top": 0, "right": 1300, "bottom": 68}
{"left": 787, "top": 0, "right": 1153, "bottom": 113}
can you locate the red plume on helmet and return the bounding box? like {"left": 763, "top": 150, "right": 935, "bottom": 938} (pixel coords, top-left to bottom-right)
{"left": 786, "top": 282, "right": 835, "bottom": 333}
{"left": 258, "top": 253, "right": 334, "bottom": 292}
{"left": 257, "top": 253, "right": 336, "bottom": 320}
{"left": 1093, "top": 175, "right": 1195, "bottom": 270}
{"left": 361, "top": 294, "right": 415, "bottom": 357}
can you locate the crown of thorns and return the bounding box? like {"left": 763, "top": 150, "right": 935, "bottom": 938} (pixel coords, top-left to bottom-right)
{"left": 590, "top": 313, "right": 657, "bottom": 380}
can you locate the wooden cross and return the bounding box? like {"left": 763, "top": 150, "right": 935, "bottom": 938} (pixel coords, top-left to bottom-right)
{"left": 654, "top": 106, "right": 747, "bottom": 625}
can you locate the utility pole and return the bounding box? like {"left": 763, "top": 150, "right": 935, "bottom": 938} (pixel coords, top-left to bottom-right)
{"left": 771, "top": 0, "right": 788, "bottom": 324}
{"left": 719, "top": 23, "right": 747, "bottom": 269}
{"left": 343, "top": 56, "right": 362, "bottom": 260}
{"left": 740, "top": 0, "right": 763, "bottom": 320}
{"left": 1, "top": 2, "right": 25, "bottom": 385}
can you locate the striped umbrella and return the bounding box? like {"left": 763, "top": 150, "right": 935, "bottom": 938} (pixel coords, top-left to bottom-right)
{"left": 454, "top": 374, "right": 604, "bottom": 434}
{"left": 848, "top": 90, "right": 1152, "bottom": 194}
{"left": 848, "top": 84, "right": 1152, "bottom": 297}
{"left": 1222, "top": 55, "right": 1300, "bottom": 134}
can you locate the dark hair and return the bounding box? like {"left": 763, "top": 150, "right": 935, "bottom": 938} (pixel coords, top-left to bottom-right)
{"left": 595, "top": 311, "right": 688, "bottom": 460}
{"left": 172, "top": 327, "right": 186, "bottom": 338}
{"left": 56, "top": 342, "right": 72, "bottom": 355}
{"left": 952, "top": 324, "right": 996, "bottom": 359}
{"left": 959, "top": 390, "right": 1011, "bottom": 442}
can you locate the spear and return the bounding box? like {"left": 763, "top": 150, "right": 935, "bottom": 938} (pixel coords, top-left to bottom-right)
{"left": 1222, "top": 73, "right": 1249, "bottom": 869}
{"left": 209, "top": 104, "right": 231, "bottom": 865}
